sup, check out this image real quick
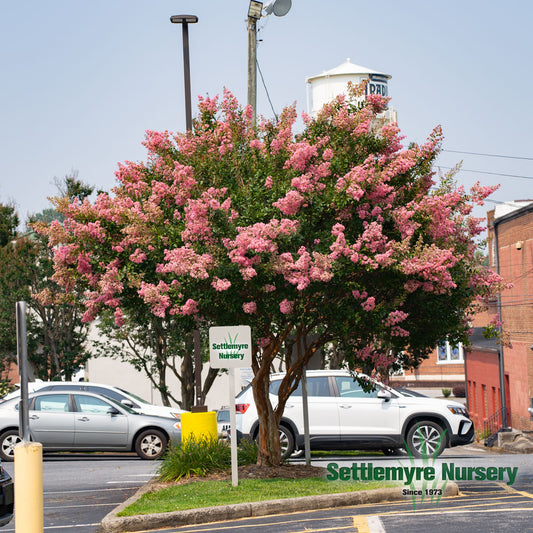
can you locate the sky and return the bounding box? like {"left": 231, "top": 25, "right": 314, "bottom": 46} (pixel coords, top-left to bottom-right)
{"left": 1, "top": 0, "right": 532, "bottom": 228}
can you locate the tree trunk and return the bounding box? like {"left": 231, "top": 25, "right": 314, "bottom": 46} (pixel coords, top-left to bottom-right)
{"left": 154, "top": 332, "right": 171, "bottom": 407}
{"left": 253, "top": 367, "right": 281, "bottom": 466}
{"left": 180, "top": 350, "right": 195, "bottom": 411}
{"left": 251, "top": 327, "right": 328, "bottom": 466}
{"left": 201, "top": 366, "right": 219, "bottom": 406}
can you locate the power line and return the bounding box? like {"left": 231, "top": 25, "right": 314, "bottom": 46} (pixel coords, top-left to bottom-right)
{"left": 443, "top": 149, "right": 533, "bottom": 161}
{"left": 256, "top": 59, "right": 278, "bottom": 121}
{"left": 437, "top": 166, "right": 533, "bottom": 180}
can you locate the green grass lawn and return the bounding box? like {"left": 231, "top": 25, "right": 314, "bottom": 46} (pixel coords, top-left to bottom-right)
{"left": 118, "top": 476, "right": 395, "bottom": 516}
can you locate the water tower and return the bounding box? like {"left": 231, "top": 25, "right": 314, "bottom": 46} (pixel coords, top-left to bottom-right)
{"left": 306, "top": 58, "right": 397, "bottom": 123}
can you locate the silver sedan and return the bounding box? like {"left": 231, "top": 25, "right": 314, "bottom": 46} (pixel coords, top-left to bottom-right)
{"left": 0, "top": 391, "right": 181, "bottom": 461}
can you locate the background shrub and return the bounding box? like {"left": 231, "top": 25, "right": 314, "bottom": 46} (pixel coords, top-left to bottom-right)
{"left": 158, "top": 436, "right": 257, "bottom": 482}
{"left": 441, "top": 388, "right": 451, "bottom": 398}
{"left": 452, "top": 384, "right": 466, "bottom": 398}
{"left": 237, "top": 436, "right": 258, "bottom": 465}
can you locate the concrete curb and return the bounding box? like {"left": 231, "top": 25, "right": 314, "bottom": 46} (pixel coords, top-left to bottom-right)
{"left": 100, "top": 482, "right": 459, "bottom": 532}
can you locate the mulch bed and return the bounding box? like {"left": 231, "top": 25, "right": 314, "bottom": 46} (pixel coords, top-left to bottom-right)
{"left": 149, "top": 464, "right": 327, "bottom": 491}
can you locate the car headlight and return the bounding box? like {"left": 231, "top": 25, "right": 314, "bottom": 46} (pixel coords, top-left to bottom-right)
{"left": 171, "top": 412, "right": 181, "bottom": 428}
{"left": 448, "top": 405, "right": 469, "bottom": 417}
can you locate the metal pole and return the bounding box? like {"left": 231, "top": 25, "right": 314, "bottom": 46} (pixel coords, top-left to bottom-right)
{"left": 16, "top": 301, "right": 29, "bottom": 442}
{"left": 194, "top": 327, "right": 202, "bottom": 407}
{"left": 247, "top": 17, "right": 257, "bottom": 122}
{"left": 492, "top": 221, "right": 508, "bottom": 428}
{"left": 181, "top": 21, "right": 193, "bottom": 131}
{"left": 170, "top": 15, "right": 198, "bottom": 132}
{"left": 171, "top": 15, "right": 202, "bottom": 410}
{"left": 229, "top": 368, "right": 238, "bottom": 487}
{"left": 301, "top": 370, "right": 311, "bottom": 465}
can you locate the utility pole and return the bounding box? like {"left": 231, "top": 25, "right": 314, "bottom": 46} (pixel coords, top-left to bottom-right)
{"left": 247, "top": 1, "right": 262, "bottom": 122}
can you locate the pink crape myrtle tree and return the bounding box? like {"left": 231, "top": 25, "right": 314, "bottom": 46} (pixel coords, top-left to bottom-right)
{"left": 35, "top": 84, "right": 504, "bottom": 466}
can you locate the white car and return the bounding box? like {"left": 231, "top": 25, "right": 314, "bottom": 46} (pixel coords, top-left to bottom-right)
{"left": 0, "top": 382, "right": 48, "bottom": 402}
{"left": 1, "top": 382, "right": 183, "bottom": 423}
{"left": 0, "top": 391, "right": 181, "bottom": 461}
{"left": 234, "top": 369, "right": 474, "bottom": 458}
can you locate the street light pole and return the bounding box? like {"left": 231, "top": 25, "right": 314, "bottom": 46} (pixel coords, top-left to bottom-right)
{"left": 247, "top": 1, "right": 262, "bottom": 122}
{"left": 170, "top": 15, "right": 198, "bottom": 131}
{"left": 170, "top": 15, "right": 205, "bottom": 411}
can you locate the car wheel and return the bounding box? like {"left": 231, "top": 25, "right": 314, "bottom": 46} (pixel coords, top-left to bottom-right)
{"left": 134, "top": 429, "right": 168, "bottom": 460}
{"left": 290, "top": 447, "right": 305, "bottom": 459}
{"left": 279, "top": 425, "right": 295, "bottom": 460}
{"left": 0, "top": 430, "right": 21, "bottom": 462}
{"left": 406, "top": 421, "right": 447, "bottom": 458}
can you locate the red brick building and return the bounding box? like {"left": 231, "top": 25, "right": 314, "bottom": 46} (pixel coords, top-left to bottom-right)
{"left": 391, "top": 344, "right": 466, "bottom": 391}
{"left": 465, "top": 201, "right": 533, "bottom": 434}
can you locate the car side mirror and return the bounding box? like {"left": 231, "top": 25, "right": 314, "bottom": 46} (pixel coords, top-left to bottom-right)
{"left": 121, "top": 400, "right": 134, "bottom": 408}
{"left": 377, "top": 389, "right": 392, "bottom": 402}
{"left": 107, "top": 407, "right": 120, "bottom": 416}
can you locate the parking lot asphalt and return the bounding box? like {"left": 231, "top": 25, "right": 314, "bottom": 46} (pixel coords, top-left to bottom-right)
{"left": 98, "top": 443, "right": 519, "bottom": 533}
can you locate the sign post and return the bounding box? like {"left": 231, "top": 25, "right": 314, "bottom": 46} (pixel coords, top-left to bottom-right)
{"left": 209, "top": 325, "right": 251, "bottom": 487}
{"left": 16, "top": 301, "right": 44, "bottom": 531}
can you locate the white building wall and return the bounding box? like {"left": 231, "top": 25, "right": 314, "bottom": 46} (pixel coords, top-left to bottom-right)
{"left": 85, "top": 353, "right": 251, "bottom": 411}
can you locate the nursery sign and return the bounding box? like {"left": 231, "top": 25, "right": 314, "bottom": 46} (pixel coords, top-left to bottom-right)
{"left": 209, "top": 325, "right": 251, "bottom": 368}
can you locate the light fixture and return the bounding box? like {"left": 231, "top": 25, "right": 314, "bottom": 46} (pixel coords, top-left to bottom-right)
{"left": 248, "top": 1, "right": 263, "bottom": 20}
{"left": 170, "top": 15, "right": 198, "bottom": 24}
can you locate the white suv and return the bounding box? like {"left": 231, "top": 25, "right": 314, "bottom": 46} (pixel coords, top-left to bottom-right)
{"left": 235, "top": 370, "right": 473, "bottom": 458}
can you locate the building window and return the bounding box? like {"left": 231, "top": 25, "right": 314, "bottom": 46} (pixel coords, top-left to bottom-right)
{"left": 437, "top": 340, "right": 464, "bottom": 363}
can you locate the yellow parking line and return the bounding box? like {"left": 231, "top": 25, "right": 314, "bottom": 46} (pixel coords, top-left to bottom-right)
{"left": 352, "top": 515, "right": 371, "bottom": 533}
{"left": 498, "top": 482, "right": 533, "bottom": 500}
{"left": 283, "top": 526, "right": 355, "bottom": 532}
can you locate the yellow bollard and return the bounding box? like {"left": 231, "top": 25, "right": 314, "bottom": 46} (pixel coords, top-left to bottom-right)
{"left": 14, "top": 442, "right": 43, "bottom": 533}
{"left": 181, "top": 411, "right": 218, "bottom": 443}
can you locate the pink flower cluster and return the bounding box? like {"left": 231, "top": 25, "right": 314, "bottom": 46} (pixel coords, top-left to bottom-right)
{"left": 279, "top": 299, "right": 294, "bottom": 314}
{"left": 243, "top": 302, "right": 257, "bottom": 314}
{"left": 157, "top": 246, "right": 214, "bottom": 279}
{"left": 273, "top": 190, "right": 305, "bottom": 215}
{"left": 361, "top": 296, "right": 376, "bottom": 312}
{"left": 138, "top": 281, "right": 171, "bottom": 318}
{"left": 384, "top": 310, "right": 409, "bottom": 326}
{"left": 401, "top": 245, "right": 460, "bottom": 293}
{"left": 182, "top": 187, "right": 231, "bottom": 244}
{"left": 142, "top": 130, "right": 172, "bottom": 155}
{"left": 224, "top": 218, "right": 300, "bottom": 279}
{"left": 274, "top": 247, "right": 333, "bottom": 290}
{"left": 284, "top": 142, "right": 318, "bottom": 172}
{"left": 211, "top": 277, "right": 231, "bottom": 291}
{"left": 180, "top": 298, "right": 199, "bottom": 316}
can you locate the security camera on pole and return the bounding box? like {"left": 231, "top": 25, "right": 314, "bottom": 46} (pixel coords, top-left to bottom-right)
{"left": 246, "top": 0, "right": 291, "bottom": 122}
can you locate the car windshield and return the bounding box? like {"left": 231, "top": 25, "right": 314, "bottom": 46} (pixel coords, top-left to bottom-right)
{"left": 116, "top": 388, "right": 150, "bottom": 405}
{"left": 393, "top": 387, "right": 426, "bottom": 397}
{"left": 85, "top": 393, "right": 138, "bottom": 414}
{"left": 217, "top": 410, "right": 230, "bottom": 422}
{"left": 236, "top": 385, "right": 251, "bottom": 399}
